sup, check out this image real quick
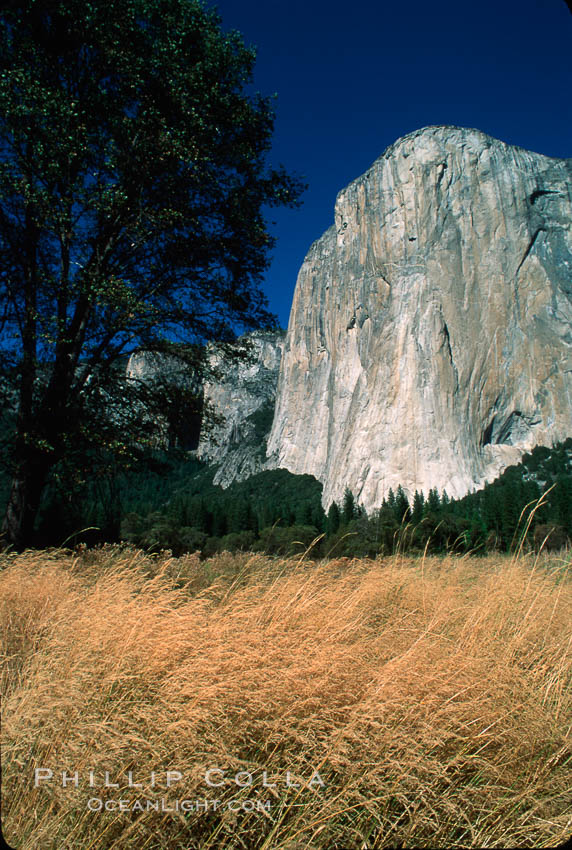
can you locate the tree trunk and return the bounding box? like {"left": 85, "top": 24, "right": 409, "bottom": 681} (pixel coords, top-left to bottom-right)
{"left": 2, "top": 459, "right": 52, "bottom": 551}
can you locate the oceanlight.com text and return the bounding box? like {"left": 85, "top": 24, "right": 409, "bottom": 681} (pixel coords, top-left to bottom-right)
{"left": 86, "top": 797, "right": 272, "bottom": 814}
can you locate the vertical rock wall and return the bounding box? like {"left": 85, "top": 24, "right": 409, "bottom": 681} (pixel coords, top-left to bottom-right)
{"left": 267, "top": 126, "right": 572, "bottom": 510}
{"left": 198, "top": 330, "right": 285, "bottom": 486}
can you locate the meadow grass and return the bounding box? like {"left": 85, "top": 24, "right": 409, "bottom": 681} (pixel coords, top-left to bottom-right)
{"left": 1, "top": 545, "right": 571, "bottom": 849}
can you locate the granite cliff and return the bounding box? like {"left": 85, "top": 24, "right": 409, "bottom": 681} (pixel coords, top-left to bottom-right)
{"left": 267, "top": 126, "right": 572, "bottom": 511}
{"left": 125, "top": 350, "right": 203, "bottom": 449}
{"left": 125, "top": 332, "right": 284, "bottom": 478}
{"left": 197, "top": 330, "right": 285, "bottom": 486}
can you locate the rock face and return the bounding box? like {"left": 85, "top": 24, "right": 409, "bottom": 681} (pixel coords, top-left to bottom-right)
{"left": 267, "top": 126, "right": 572, "bottom": 511}
{"left": 125, "top": 350, "right": 203, "bottom": 449}
{"left": 124, "top": 333, "right": 284, "bottom": 467}
{"left": 126, "top": 351, "right": 195, "bottom": 384}
{"left": 198, "top": 330, "right": 285, "bottom": 486}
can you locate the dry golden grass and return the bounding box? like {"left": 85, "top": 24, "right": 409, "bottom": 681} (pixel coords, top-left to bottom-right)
{"left": 1, "top": 545, "right": 571, "bottom": 849}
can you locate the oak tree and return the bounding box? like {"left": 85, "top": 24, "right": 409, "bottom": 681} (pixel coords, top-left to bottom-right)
{"left": 0, "top": 0, "right": 303, "bottom": 547}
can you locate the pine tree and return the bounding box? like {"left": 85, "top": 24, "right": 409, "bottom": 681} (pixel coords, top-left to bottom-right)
{"left": 312, "top": 503, "right": 327, "bottom": 532}
{"left": 387, "top": 488, "right": 397, "bottom": 517}
{"left": 395, "top": 485, "right": 411, "bottom": 523}
{"left": 412, "top": 490, "right": 424, "bottom": 524}
{"left": 327, "top": 501, "right": 341, "bottom": 536}
{"left": 342, "top": 488, "right": 356, "bottom": 524}
{"left": 426, "top": 488, "right": 441, "bottom": 514}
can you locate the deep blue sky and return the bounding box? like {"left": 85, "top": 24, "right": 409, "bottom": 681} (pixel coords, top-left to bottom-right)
{"left": 210, "top": 0, "right": 572, "bottom": 329}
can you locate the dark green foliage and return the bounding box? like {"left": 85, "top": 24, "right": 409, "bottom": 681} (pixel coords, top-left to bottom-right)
{"left": 247, "top": 399, "right": 276, "bottom": 450}
{"left": 202, "top": 530, "right": 256, "bottom": 557}
{"left": 425, "top": 488, "right": 441, "bottom": 514}
{"left": 7, "top": 438, "right": 571, "bottom": 558}
{"left": 386, "top": 488, "right": 397, "bottom": 516}
{"left": 96, "top": 460, "right": 324, "bottom": 555}
{"left": 412, "top": 490, "right": 424, "bottom": 524}
{"left": 453, "top": 440, "right": 572, "bottom": 551}
{"left": 554, "top": 475, "right": 572, "bottom": 533}
{"left": 311, "top": 502, "right": 327, "bottom": 532}
{"left": 255, "top": 525, "right": 319, "bottom": 556}
{"left": 533, "top": 523, "right": 568, "bottom": 552}
{"left": 342, "top": 487, "right": 356, "bottom": 524}
{"left": 0, "top": 0, "right": 304, "bottom": 547}
{"left": 327, "top": 501, "right": 341, "bottom": 536}
{"left": 327, "top": 514, "right": 381, "bottom": 559}
{"left": 395, "top": 485, "right": 411, "bottom": 523}
{"left": 322, "top": 443, "right": 571, "bottom": 558}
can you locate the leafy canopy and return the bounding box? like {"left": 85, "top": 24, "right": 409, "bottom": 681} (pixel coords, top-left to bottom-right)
{"left": 0, "top": 0, "right": 303, "bottom": 375}
{"left": 0, "top": 0, "right": 304, "bottom": 547}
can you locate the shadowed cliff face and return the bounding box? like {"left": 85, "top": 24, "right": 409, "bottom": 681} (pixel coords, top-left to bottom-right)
{"left": 198, "top": 330, "right": 285, "bottom": 486}
{"left": 267, "top": 126, "right": 572, "bottom": 511}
